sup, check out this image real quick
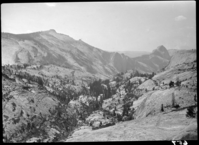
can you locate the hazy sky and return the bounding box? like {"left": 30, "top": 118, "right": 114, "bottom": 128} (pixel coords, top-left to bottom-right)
{"left": 1, "top": 2, "right": 196, "bottom": 52}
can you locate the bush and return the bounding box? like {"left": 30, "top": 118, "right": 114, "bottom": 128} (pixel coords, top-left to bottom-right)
{"left": 176, "top": 77, "right": 181, "bottom": 87}
{"left": 169, "top": 81, "right": 174, "bottom": 88}
{"left": 186, "top": 106, "right": 196, "bottom": 118}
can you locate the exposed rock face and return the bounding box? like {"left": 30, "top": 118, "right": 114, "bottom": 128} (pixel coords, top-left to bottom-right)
{"left": 111, "top": 53, "right": 136, "bottom": 73}
{"left": 173, "top": 120, "right": 197, "bottom": 140}
{"left": 137, "top": 79, "right": 157, "bottom": 91}
{"left": 133, "top": 45, "right": 171, "bottom": 72}
{"left": 152, "top": 45, "right": 171, "bottom": 60}
{"left": 134, "top": 88, "right": 196, "bottom": 119}
{"left": 168, "top": 49, "right": 178, "bottom": 57}
{"left": 166, "top": 49, "right": 196, "bottom": 70}
{"left": 65, "top": 109, "right": 196, "bottom": 141}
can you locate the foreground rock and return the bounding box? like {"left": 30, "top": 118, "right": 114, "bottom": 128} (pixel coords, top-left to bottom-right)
{"left": 65, "top": 109, "right": 195, "bottom": 141}
{"left": 173, "top": 120, "right": 197, "bottom": 140}
{"left": 86, "top": 110, "right": 116, "bottom": 130}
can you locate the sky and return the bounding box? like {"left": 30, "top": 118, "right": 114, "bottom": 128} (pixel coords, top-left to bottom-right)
{"left": 1, "top": 2, "right": 196, "bottom": 52}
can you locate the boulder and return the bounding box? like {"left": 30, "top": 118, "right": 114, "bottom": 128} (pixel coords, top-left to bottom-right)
{"left": 137, "top": 79, "right": 157, "bottom": 91}
{"left": 48, "top": 128, "right": 60, "bottom": 141}
{"left": 92, "top": 121, "right": 102, "bottom": 130}
{"left": 130, "top": 77, "right": 146, "bottom": 84}
{"left": 26, "top": 137, "right": 41, "bottom": 143}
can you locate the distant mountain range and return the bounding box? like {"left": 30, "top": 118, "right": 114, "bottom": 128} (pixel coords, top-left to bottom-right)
{"left": 2, "top": 29, "right": 171, "bottom": 77}
{"left": 117, "top": 51, "right": 150, "bottom": 58}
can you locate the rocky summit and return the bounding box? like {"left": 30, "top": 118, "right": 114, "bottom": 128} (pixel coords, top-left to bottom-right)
{"left": 2, "top": 30, "right": 197, "bottom": 142}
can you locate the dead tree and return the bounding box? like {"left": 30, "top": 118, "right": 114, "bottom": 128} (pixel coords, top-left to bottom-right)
{"left": 161, "top": 104, "right": 164, "bottom": 112}
{"left": 172, "top": 92, "right": 175, "bottom": 108}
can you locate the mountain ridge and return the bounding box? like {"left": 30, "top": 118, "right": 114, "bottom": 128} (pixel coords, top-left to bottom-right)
{"left": 2, "top": 29, "right": 171, "bottom": 77}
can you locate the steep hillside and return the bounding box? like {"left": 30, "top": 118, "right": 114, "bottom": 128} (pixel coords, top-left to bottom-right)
{"left": 133, "top": 45, "right": 171, "bottom": 72}
{"left": 2, "top": 30, "right": 118, "bottom": 77}
{"left": 2, "top": 30, "right": 171, "bottom": 77}
{"left": 2, "top": 74, "right": 75, "bottom": 142}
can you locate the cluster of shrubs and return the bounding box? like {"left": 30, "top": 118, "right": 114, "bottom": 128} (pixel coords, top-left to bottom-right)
{"left": 169, "top": 77, "right": 181, "bottom": 88}
{"left": 186, "top": 94, "right": 197, "bottom": 118}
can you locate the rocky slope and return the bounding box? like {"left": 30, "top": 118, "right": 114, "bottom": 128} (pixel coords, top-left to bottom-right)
{"left": 2, "top": 30, "right": 170, "bottom": 77}
{"left": 166, "top": 49, "right": 196, "bottom": 70}
{"left": 66, "top": 109, "right": 196, "bottom": 141}
{"left": 3, "top": 77, "right": 59, "bottom": 142}
{"left": 2, "top": 64, "right": 95, "bottom": 142}
{"left": 65, "top": 49, "right": 197, "bottom": 141}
